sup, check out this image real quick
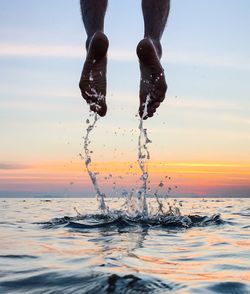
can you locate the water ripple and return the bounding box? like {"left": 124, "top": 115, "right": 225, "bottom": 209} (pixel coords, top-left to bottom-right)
{"left": 207, "top": 282, "right": 250, "bottom": 294}
{"left": 38, "top": 213, "right": 224, "bottom": 231}
{"left": 0, "top": 255, "right": 38, "bottom": 259}
{"left": 0, "top": 271, "right": 182, "bottom": 294}
{"left": 1, "top": 198, "right": 249, "bottom": 294}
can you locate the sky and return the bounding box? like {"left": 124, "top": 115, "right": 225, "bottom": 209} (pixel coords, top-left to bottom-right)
{"left": 0, "top": 0, "right": 250, "bottom": 197}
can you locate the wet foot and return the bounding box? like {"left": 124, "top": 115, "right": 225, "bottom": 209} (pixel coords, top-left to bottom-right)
{"left": 137, "top": 38, "right": 167, "bottom": 119}
{"left": 79, "top": 31, "right": 109, "bottom": 117}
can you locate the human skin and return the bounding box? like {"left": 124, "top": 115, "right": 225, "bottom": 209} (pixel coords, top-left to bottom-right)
{"left": 79, "top": 0, "right": 170, "bottom": 119}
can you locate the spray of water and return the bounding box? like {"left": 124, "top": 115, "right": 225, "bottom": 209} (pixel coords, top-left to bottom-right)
{"left": 136, "top": 95, "right": 152, "bottom": 216}
{"left": 80, "top": 112, "right": 107, "bottom": 212}
{"left": 79, "top": 97, "right": 182, "bottom": 218}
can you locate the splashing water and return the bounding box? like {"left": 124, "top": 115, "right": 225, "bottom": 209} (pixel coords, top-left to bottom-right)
{"left": 80, "top": 97, "right": 181, "bottom": 218}
{"left": 136, "top": 95, "right": 151, "bottom": 216}
{"left": 80, "top": 112, "right": 107, "bottom": 212}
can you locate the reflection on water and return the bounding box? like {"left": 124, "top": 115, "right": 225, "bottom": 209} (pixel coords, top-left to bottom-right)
{"left": 0, "top": 198, "right": 250, "bottom": 293}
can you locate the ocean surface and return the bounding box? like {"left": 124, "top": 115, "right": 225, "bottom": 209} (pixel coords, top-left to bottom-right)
{"left": 0, "top": 197, "right": 249, "bottom": 293}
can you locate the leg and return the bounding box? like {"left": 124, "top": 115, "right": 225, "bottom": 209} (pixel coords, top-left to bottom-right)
{"left": 79, "top": 0, "right": 109, "bottom": 117}
{"left": 137, "top": 0, "right": 170, "bottom": 119}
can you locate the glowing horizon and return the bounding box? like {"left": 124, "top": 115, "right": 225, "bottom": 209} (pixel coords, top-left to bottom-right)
{"left": 1, "top": 160, "right": 249, "bottom": 197}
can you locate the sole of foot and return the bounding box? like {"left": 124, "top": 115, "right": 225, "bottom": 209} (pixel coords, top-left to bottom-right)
{"left": 137, "top": 38, "right": 167, "bottom": 119}
{"left": 79, "top": 31, "right": 109, "bottom": 117}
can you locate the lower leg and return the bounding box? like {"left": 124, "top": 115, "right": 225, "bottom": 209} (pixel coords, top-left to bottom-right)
{"left": 79, "top": 0, "right": 109, "bottom": 116}
{"left": 80, "top": 0, "right": 108, "bottom": 49}
{"left": 137, "top": 0, "right": 170, "bottom": 119}
{"left": 142, "top": 0, "right": 170, "bottom": 57}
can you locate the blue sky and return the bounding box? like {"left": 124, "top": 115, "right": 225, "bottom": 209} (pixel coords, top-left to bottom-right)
{"left": 0, "top": 0, "right": 250, "bottom": 197}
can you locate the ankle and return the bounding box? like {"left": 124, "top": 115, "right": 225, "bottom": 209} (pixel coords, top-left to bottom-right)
{"left": 139, "top": 37, "right": 162, "bottom": 58}
{"left": 86, "top": 31, "right": 108, "bottom": 51}
{"left": 151, "top": 39, "right": 162, "bottom": 58}
{"left": 85, "top": 37, "right": 91, "bottom": 51}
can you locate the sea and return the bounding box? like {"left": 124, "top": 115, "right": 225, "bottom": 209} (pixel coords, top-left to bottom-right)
{"left": 0, "top": 197, "right": 249, "bottom": 294}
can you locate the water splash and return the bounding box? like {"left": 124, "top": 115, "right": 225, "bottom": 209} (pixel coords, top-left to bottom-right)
{"left": 136, "top": 95, "right": 152, "bottom": 216}
{"left": 79, "top": 97, "right": 181, "bottom": 218}
{"left": 40, "top": 211, "right": 224, "bottom": 230}
{"left": 80, "top": 112, "right": 107, "bottom": 212}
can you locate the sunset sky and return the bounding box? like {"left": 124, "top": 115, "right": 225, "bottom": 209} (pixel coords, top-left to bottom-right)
{"left": 0, "top": 0, "right": 250, "bottom": 197}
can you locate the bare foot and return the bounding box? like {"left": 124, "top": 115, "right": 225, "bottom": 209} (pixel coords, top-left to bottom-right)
{"left": 79, "top": 31, "right": 109, "bottom": 117}
{"left": 137, "top": 38, "right": 167, "bottom": 119}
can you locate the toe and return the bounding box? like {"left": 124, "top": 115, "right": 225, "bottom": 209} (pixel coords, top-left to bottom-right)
{"left": 147, "top": 107, "right": 155, "bottom": 118}
{"left": 154, "top": 102, "right": 161, "bottom": 108}
{"left": 97, "top": 103, "right": 107, "bottom": 117}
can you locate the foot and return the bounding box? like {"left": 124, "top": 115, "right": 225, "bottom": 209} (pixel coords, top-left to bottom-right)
{"left": 137, "top": 38, "right": 167, "bottom": 119}
{"left": 79, "top": 31, "right": 109, "bottom": 117}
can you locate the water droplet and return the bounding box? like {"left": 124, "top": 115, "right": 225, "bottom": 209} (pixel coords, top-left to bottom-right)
{"left": 159, "top": 182, "right": 164, "bottom": 188}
